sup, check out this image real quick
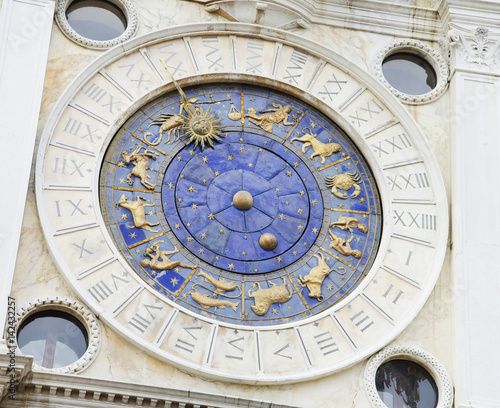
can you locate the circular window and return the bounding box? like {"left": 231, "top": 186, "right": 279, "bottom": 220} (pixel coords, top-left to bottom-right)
{"left": 375, "top": 359, "right": 438, "bottom": 408}
{"left": 17, "top": 310, "right": 88, "bottom": 369}
{"left": 66, "top": 0, "right": 127, "bottom": 41}
{"left": 55, "top": 0, "right": 138, "bottom": 49}
{"left": 382, "top": 53, "right": 437, "bottom": 96}
{"left": 373, "top": 40, "right": 449, "bottom": 104}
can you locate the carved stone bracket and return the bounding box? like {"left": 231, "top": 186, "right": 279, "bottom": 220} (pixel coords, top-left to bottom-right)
{"left": 0, "top": 349, "right": 32, "bottom": 402}
{"left": 194, "top": 0, "right": 310, "bottom": 30}
{"left": 364, "top": 344, "right": 453, "bottom": 408}
{"left": 448, "top": 24, "right": 500, "bottom": 75}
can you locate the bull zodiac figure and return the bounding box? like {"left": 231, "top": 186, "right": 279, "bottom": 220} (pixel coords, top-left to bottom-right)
{"left": 121, "top": 144, "right": 158, "bottom": 190}
{"left": 297, "top": 252, "right": 346, "bottom": 300}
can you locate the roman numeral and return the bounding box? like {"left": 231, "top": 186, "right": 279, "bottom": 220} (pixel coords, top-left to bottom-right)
{"left": 393, "top": 210, "right": 436, "bottom": 230}
{"left": 128, "top": 303, "right": 164, "bottom": 333}
{"left": 202, "top": 36, "right": 223, "bottom": 71}
{"left": 83, "top": 82, "right": 121, "bottom": 114}
{"left": 71, "top": 239, "right": 94, "bottom": 258}
{"left": 55, "top": 199, "right": 87, "bottom": 217}
{"left": 350, "top": 310, "right": 374, "bottom": 332}
{"left": 387, "top": 173, "right": 430, "bottom": 190}
{"left": 174, "top": 325, "right": 203, "bottom": 354}
{"left": 383, "top": 284, "right": 404, "bottom": 304}
{"left": 314, "top": 331, "right": 338, "bottom": 356}
{"left": 349, "top": 99, "right": 384, "bottom": 127}
{"left": 246, "top": 38, "right": 264, "bottom": 74}
{"left": 372, "top": 133, "right": 412, "bottom": 157}
{"left": 283, "top": 48, "right": 308, "bottom": 84}
{"left": 87, "top": 273, "right": 130, "bottom": 303}
{"left": 225, "top": 336, "right": 244, "bottom": 360}
{"left": 52, "top": 158, "right": 87, "bottom": 177}
{"left": 158, "top": 43, "right": 186, "bottom": 76}
{"left": 318, "top": 73, "right": 348, "bottom": 101}
{"left": 274, "top": 343, "right": 292, "bottom": 360}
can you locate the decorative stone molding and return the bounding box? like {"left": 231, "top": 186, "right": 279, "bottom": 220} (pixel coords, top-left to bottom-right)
{"left": 448, "top": 24, "right": 500, "bottom": 75}
{"left": 0, "top": 351, "right": 32, "bottom": 402}
{"left": 373, "top": 39, "right": 449, "bottom": 105}
{"left": 364, "top": 345, "right": 453, "bottom": 408}
{"left": 4, "top": 371, "right": 303, "bottom": 408}
{"left": 201, "top": 0, "right": 310, "bottom": 30}
{"left": 55, "top": 0, "right": 138, "bottom": 50}
{"left": 15, "top": 296, "right": 100, "bottom": 374}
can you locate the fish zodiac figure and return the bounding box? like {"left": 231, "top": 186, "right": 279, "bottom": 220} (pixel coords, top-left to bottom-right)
{"left": 297, "top": 252, "right": 345, "bottom": 300}
{"left": 290, "top": 127, "right": 342, "bottom": 164}
{"left": 121, "top": 144, "right": 158, "bottom": 190}
{"left": 189, "top": 289, "right": 240, "bottom": 312}
{"left": 189, "top": 271, "right": 241, "bottom": 312}
{"left": 248, "top": 278, "right": 293, "bottom": 316}
{"left": 115, "top": 194, "right": 159, "bottom": 232}
{"left": 325, "top": 172, "right": 362, "bottom": 199}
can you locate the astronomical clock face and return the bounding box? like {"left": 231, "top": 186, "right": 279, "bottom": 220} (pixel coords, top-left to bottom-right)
{"left": 37, "top": 25, "right": 447, "bottom": 383}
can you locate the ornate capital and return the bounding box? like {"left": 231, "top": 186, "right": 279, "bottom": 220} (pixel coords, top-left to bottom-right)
{"left": 448, "top": 24, "right": 500, "bottom": 75}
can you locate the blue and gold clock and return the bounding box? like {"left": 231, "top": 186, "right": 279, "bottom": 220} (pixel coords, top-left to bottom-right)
{"left": 37, "top": 26, "right": 448, "bottom": 383}
{"left": 100, "top": 83, "right": 382, "bottom": 326}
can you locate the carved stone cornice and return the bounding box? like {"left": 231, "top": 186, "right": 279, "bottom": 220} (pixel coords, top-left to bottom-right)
{"left": 184, "top": 0, "right": 442, "bottom": 41}
{"left": 0, "top": 347, "right": 33, "bottom": 403}
{"left": 2, "top": 371, "right": 303, "bottom": 407}
{"left": 447, "top": 24, "right": 500, "bottom": 76}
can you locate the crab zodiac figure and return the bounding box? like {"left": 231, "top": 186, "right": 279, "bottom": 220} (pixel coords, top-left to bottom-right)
{"left": 325, "top": 172, "right": 362, "bottom": 199}
{"left": 140, "top": 241, "right": 197, "bottom": 271}
{"left": 121, "top": 144, "right": 158, "bottom": 190}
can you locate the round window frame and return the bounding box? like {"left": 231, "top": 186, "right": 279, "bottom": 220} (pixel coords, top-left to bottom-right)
{"left": 15, "top": 296, "right": 101, "bottom": 374}
{"left": 373, "top": 39, "right": 449, "bottom": 105}
{"left": 364, "top": 345, "right": 453, "bottom": 408}
{"left": 55, "top": 0, "right": 138, "bottom": 50}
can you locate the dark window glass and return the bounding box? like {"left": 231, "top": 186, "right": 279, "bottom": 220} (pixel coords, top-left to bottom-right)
{"left": 375, "top": 359, "right": 438, "bottom": 408}
{"left": 17, "top": 311, "right": 88, "bottom": 369}
{"left": 382, "top": 53, "right": 437, "bottom": 95}
{"left": 66, "top": 0, "right": 127, "bottom": 41}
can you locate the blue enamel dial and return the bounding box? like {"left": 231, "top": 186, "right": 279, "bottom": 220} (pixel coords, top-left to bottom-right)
{"left": 100, "top": 84, "right": 382, "bottom": 326}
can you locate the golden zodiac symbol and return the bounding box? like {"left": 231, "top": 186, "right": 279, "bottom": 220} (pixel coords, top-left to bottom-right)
{"left": 228, "top": 101, "right": 296, "bottom": 132}
{"left": 121, "top": 144, "right": 158, "bottom": 190}
{"left": 325, "top": 172, "right": 362, "bottom": 199}
{"left": 290, "top": 127, "right": 342, "bottom": 164}
{"left": 328, "top": 230, "right": 361, "bottom": 259}
{"left": 297, "top": 252, "right": 346, "bottom": 300}
{"left": 115, "top": 194, "right": 160, "bottom": 232}
{"left": 188, "top": 271, "right": 241, "bottom": 311}
{"left": 197, "top": 270, "right": 239, "bottom": 294}
{"left": 247, "top": 277, "right": 293, "bottom": 316}
{"left": 143, "top": 61, "right": 227, "bottom": 149}
{"left": 189, "top": 288, "right": 240, "bottom": 312}
{"left": 140, "top": 240, "right": 197, "bottom": 271}
{"left": 330, "top": 214, "right": 368, "bottom": 233}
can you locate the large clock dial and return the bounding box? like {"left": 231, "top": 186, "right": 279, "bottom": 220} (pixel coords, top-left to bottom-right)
{"left": 99, "top": 84, "right": 382, "bottom": 326}
{"left": 36, "top": 24, "right": 447, "bottom": 383}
